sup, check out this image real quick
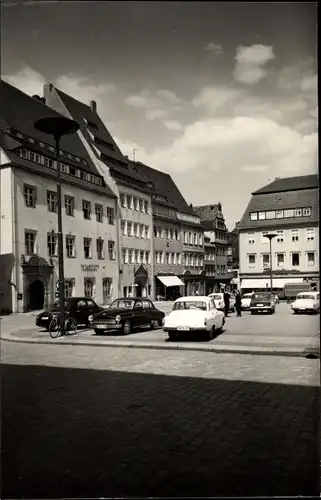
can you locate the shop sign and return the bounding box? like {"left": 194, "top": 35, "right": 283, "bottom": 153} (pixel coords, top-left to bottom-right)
{"left": 263, "top": 268, "right": 300, "bottom": 275}
{"left": 81, "top": 264, "right": 99, "bottom": 272}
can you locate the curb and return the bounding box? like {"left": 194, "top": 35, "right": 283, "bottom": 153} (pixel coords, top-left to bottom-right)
{"left": 1, "top": 332, "right": 319, "bottom": 359}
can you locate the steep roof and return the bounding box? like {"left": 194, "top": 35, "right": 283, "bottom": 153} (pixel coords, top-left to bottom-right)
{"left": 131, "top": 160, "right": 197, "bottom": 216}
{"left": 194, "top": 204, "right": 221, "bottom": 220}
{"left": 252, "top": 175, "right": 318, "bottom": 195}
{"left": 239, "top": 186, "right": 319, "bottom": 230}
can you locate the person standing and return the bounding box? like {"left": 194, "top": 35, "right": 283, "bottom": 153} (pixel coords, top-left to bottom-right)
{"left": 235, "top": 290, "right": 242, "bottom": 317}
{"left": 223, "top": 290, "right": 230, "bottom": 317}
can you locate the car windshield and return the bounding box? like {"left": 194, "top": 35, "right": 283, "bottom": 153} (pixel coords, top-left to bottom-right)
{"left": 243, "top": 294, "right": 252, "bottom": 298}
{"left": 212, "top": 294, "right": 222, "bottom": 300}
{"left": 110, "top": 299, "right": 135, "bottom": 309}
{"left": 173, "top": 301, "right": 207, "bottom": 311}
{"left": 53, "top": 300, "right": 69, "bottom": 308}
{"left": 297, "top": 294, "right": 315, "bottom": 300}
{"left": 253, "top": 294, "right": 271, "bottom": 300}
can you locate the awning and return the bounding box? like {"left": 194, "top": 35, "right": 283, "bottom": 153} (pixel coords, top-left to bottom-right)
{"left": 157, "top": 275, "right": 184, "bottom": 287}
{"left": 241, "top": 277, "right": 304, "bottom": 289}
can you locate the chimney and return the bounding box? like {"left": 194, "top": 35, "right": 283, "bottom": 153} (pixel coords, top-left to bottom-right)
{"left": 32, "top": 95, "right": 41, "bottom": 101}
{"left": 90, "top": 100, "right": 97, "bottom": 113}
{"left": 190, "top": 203, "right": 193, "bottom": 208}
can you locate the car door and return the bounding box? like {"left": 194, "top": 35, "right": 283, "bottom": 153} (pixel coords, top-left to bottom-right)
{"left": 142, "top": 300, "right": 154, "bottom": 324}
{"left": 133, "top": 300, "right": 144, "bottom": 327}
{"left": 208, "top": 299, "right": 217, "bottom": 328}
{"left": 75, "top": 299, "right": 88, "bottom": 325}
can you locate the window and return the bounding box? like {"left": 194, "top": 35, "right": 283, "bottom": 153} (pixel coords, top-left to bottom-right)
{"left": 291, "top": 229, "right": 299, "bottom": 242}
{"left": 108, "top": 240, "right": 116, "bottom": 260}
{"left": 134, "top": 249, "right": 139, "bottom": 263}
{"left": 83, "top": 200, "right": 91, "bottom": 219}
{"left": 95, "top": 204, "right": 103, "bottom": 222}
{"left": 140, "top": 250, "right": 144, "bottom": 264}
{"left": 84, "top": 237, "right": 92, "bottom": 259}
{"left": 307, "top": 252, "right": 315, "bottom": 266}
{"left": 133, "top": 223, "right": 138, "bottom": 238}
{"left": 107, "top": 207, "right": 114, "bottom": 225}
{"left": 84, "top": 277, "right": 95, "bottom": 298}
{"left": 275, "top": 210, "right": 283, "bottom": 219}
{"left": 25, "top": 231, "right": 36, "bottom": 255}
{"left": 294, "top": 208, "right": 302, "bottom": 217}
{"left": 144, "top": 225, "right": 149, "bottom": 239}
{"left": 266, "top": 210, "right": 276, "bottom": 219}
{"left": 146, "top": 251, "right": 150, "bottom": 264}
{"left": 140, "top": 224, "right": 145, "bottom": 238}
{"left": 122, "top": 248, "right": 128, "bottom": 264}
{"left": 198, "top": 234, "right": 202, "bottom": 246}
{"left": 121, "top": 220, "right": 126, "bottom": 235}
{"left": 65, "top": 279, "right": 75, "bottom": 298}
{"left": 66, "top": 235, "right": 75, "bottom": 258}
{"left": 262, "top": 254, "right": 270, "bottom": 268}
{"left": 120, "top": 193, "right": 126, "bottom": 207}
{"left": 194, "top": 233, "right": 198, "bottom": 245}
{"left": 291, "top": 253, "right": 300, "bottom": 266}
{"left": 248, "top": 254, "right": 256, "bottom": 268}
{"left": 126, "top": 195, "right": 132, "bottom": 209}
{"left": 127, "top": 222, "right": 133, "bottom": 236}
{"left": 133, "top": 197, "right": 139, "bottom": 211}
{"left": 46, "top": 191, "right": 57, "bottom": 212}
{"left": 277, "top": 253, "right": 284, "bottom": 267}
{"left": 258, "top": 212, "right": 266, "bottom": 220}
{"left": 65, "top": 196, "right": 75, "bottom": 216}
{"left": 306, "top": 228, "right": 315, "bottom": 241}
{"left": 250, "top": 212, "right": 258, "bottom": 221}
{"left": 24, "top": 184, "right": 36, "bottom": 207}
{"left": 276, "top": 230, "right": 284, "bottom": 243}
{"left": 248, "top": 233, "right": 255, "bottom": 245}
{"left": 102, "top": 278, "right": 112, "bottom": 304}
{"left": 144, "top": 200, "right": 148, "bottom": 213}
{"left": 128, "top": 249, "right": 133, "bottom": 264}
{"left": 262, "top": 231, "right": 269, "bottom": 243}
{"left": 284, "top": 209, "right": 294, "bottom": 218}
{"left": 44, "top": 157, "right": 53, "bottom": 168}
{"left": 183, "top": 231, "right": 188, "bottom": 244}
{"left": 189, "top": 232, "right": 192, "bottom": 244}
{"left": 96, "top": 238, "right": 104, "bottom": 259}
{"left": 303, "top": 207, "right": 311, "bottom": 216}
{"left": 47, "top": 233, "right": 57, "bottom": 256}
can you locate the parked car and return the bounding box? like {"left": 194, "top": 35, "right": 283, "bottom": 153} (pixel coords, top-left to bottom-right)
{"left": 36, "top": 297, "right": 104, "bottom": 330}
{"left": 291, "top": 292, "right": 320, "bottom": 314}
{"left": 163, "top": 296, "right": 225, "bottom": 341}
{"left": 272, "top": 294, "right": 280, "bottom": 304}
{"left": 250, "top": 292, "right": 275, "bottom": 314}
{"left": 90, "top": 297, "right": 165, "bottom": 335}
{"left": 208, "top": 293, "right": 235, "bottom": 312}
{"left": 241, "top": 293, "right": 253, "bottom": 310}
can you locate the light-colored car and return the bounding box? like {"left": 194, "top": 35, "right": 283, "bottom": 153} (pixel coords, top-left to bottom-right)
{"left": 291, "top": 292, "right": 320, "bottom": 314}
{"left": 241, "top": 293, "right": 253, "bottom": 310}
{"left": 162, "top": 296, "right": 225, "bottom": 341}
{"left": 208, "top": 293, "right": 235, "bottom": 312}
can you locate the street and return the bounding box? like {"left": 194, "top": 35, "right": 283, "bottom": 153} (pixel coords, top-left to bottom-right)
{"left": 1, "top": 338, "right": 319, "bottom": 498}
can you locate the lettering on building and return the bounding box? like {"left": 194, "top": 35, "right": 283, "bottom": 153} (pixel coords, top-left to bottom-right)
{"left": 81, "top": 264, "right": 99, "bottom": 272}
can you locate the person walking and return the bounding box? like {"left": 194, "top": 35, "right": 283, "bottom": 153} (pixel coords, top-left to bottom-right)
{"left": 223, "top": 290, "right": 230, "bottom": 317}
{"left": 235, "top": 290, "right": 242, "bottom": 317}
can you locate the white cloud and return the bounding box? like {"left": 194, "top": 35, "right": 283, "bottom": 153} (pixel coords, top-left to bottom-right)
{"left": 234, "top": 44, "right": 275, "bottom": 84}
{"left": 192, "top": 86, "right": 246, "bottom": 114}
{"left": 3, "top": 66, "right": 46, "bottom": 96}
{"left": 125, "top": 88, "right": 182, "bottom": 120}
{"left": 164, "top": 120, "right": 183, "bottom": 131}
{"left": 203, "top": 42, "right": 222, "bottom": 54}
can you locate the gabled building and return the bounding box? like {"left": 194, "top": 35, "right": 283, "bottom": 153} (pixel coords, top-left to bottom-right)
{"left": 131, "top": 161, "right": 206, "bottom": 298}
{"left": 0, "top": 80, "right": 119, "bottom": 313}
{"left": 43, "top": 84, "right": 154, "bottom": 299}
{"left": 238, "top": 175, "right": 319, "bottom": 294}
{"left": 194, "top": 203, "right": 231, "bottom": 293}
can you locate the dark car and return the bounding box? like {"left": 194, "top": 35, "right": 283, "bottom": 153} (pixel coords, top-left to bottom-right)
{"left": 250, "top": 292, "right": 276, "bottom": 314}
{"left": 36, "top": 297, "right": 104, "bottom": 330}
{"left": 90, "top": 297, "right": 165, "bottom": 335}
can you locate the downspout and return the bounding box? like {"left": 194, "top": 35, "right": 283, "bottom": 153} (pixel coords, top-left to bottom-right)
{"left": 150, "top": 214, "right": 155, "bottom": 299}
{"left": 12, "top": 167, "right": 19, "bottom": 312}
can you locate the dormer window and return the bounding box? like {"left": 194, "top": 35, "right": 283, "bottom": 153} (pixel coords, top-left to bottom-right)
{"left": 147, "top": 181, "right": 155, "bottom": 189}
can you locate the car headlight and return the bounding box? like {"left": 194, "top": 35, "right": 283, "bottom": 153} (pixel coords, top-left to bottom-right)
{"left": 88, "top": 315, "right": 94, "bottom": 323}
{"left": 115, "top": 315, "right": 121, "bottom": 323}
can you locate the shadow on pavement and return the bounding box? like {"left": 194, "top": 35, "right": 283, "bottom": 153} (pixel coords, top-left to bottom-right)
{"left": 1, "top": 363, "right": 319, "bottom": 498}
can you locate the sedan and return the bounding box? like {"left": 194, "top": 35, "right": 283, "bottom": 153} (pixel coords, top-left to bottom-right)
{"left": 250, "top": 293, "right": 275, "bottom": 314}
{"left": 241, "top": 293, "right": 253, "bottom": 310}
{"left": 36, "top": 297, "right": 104, "bottom": 330}
{"left": 208, "top": 293, "right": 235, "bottom": 312}
{"left": 90, "top": 298, "right": 165, "bottom": 335}
{"left": 291, "top": 292, "right": 320, "bottom": 314}
{"left": 163, "top": 296, "right": 225, "bottom": 341}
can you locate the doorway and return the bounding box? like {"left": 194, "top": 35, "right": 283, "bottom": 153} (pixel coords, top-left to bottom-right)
{"left": 28, "top": 280, "right": 45, "bottom": 311}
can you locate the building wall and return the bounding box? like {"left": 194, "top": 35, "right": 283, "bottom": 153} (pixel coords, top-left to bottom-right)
{"left": 6, "top": 169, "right": 119, "bottom": 311}
{"left": 239, "top": 227, "right": 319, "bottom": 275}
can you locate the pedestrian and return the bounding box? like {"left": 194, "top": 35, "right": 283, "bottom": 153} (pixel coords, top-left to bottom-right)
{"left": 235, "top": 290, "right": 242, "bottom": 317}
{"left": 223, "top": 290, "right": 230, "bottom": 317}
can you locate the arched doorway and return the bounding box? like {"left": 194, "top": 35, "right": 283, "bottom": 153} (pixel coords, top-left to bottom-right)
{"left": 28, "top": 280, "right": 45, "bottom": 311}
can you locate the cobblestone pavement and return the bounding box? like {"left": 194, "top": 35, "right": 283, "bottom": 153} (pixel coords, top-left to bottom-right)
{"left": 1, "top": 341, "right": 319, "bottom": 498}
{"left": 2, "top": 302, "right": 319, "bottom": 353}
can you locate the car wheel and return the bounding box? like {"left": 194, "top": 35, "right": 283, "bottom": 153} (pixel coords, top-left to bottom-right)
{"left": 207, "top": 326, "right": 215, "bottom": 341}
{"left": 150, "top": 319, "right": 160, "bottom": 330}
{"left": 168, "top": 331, "right": 179, "bottom": 341}
{"left": 293, "top": 310, "right": 298, "bottom": 314}
{"left": 94, "top": 328, "right": 102, "bottom": 335}
{"left": 123, "top": 320, "right": 132, "bottom": 335}
{"left": 250, "top": 311, "right": 255, "bottom": 315}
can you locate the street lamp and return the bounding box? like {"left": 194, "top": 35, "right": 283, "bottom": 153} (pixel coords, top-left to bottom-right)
{"left": 34, "top": 116, "right": 79, "bottom": 332}
{"left": 263, "top": 232, "right": 277, "bottom": 293}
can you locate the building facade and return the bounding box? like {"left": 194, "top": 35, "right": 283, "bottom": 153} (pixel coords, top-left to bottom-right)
{"left": 228, "top": 221, "right": 240, "bottom": 290}
{"left": 238, "top": 175, "right": 319, "bottom": 295}
{"left": 0, "top": 81, "right": 119, "bottom": 313}
{"left": 194, "top": 203, "right": 231, "bottom": 292}
{"left": 43, "top": 84, "right": 154, "bottom": 299}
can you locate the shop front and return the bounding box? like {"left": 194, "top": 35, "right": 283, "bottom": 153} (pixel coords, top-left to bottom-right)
{"left": 181, "top": 270, "right": 206, "bottom": 296}
{"left": 155, "top": 274, "right": 184, "bottom": 301}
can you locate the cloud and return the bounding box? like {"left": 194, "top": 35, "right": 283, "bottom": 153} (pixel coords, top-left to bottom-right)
{"left": 164, "top": 120, "right": 183, "bottom": 131}
{"left": 192, "top": 86, "right": 247, "bottom": 115}
{"left": 125, "top": 88, "right": 182, "bottom": 120}
{"left": 234, "top": 44, "right": 275, "bottom": 84}
{"left": 203, "top": 42, "right": 222, "bottom": 54}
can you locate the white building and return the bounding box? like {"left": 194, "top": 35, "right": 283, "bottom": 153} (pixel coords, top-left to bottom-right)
{"left": 238, "top": 175, "right": 319, "bottom": 296}
{"left": 0, "top": 81, "right": 119, "bottom": 313}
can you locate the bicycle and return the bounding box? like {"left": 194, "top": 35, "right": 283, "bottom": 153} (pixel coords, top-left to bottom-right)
{"left": 49, "top": 313, "right": 78, "bottom": 339}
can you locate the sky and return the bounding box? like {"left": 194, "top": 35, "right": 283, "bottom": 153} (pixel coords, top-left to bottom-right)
{"left": 1, "top": 1, "right": 318, "bottom": 230}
